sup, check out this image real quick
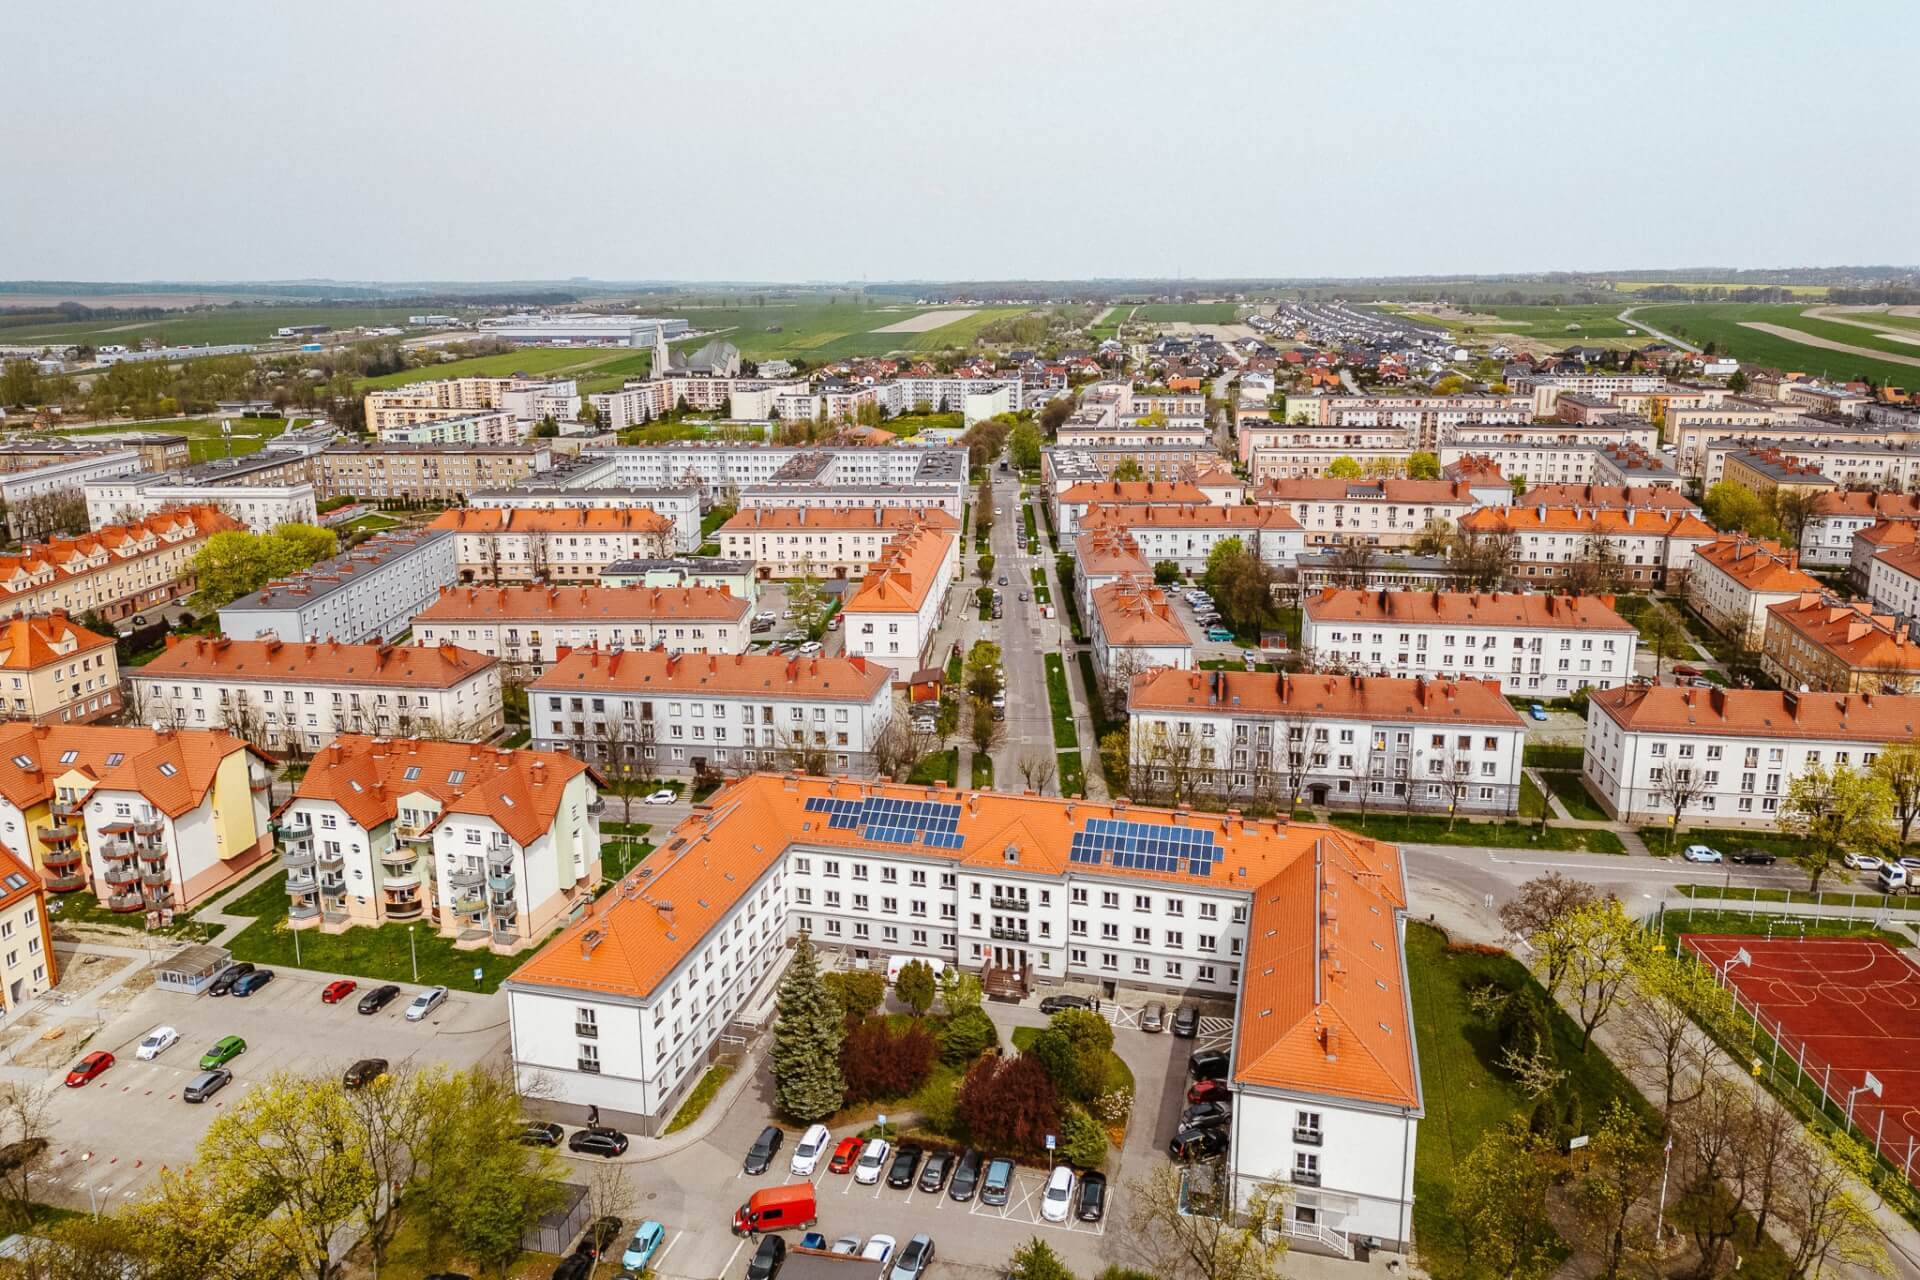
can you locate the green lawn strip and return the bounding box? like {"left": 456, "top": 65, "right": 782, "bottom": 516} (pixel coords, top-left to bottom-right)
{"left": 1659, "top": 907, "right": 1910, "bottom": 946}
{"left": 1325, "top": 812, "right": 1626, "bottom": 853}
{"left": 500, "top": 729, "right": 531, "bottom": 748}
{"left": 1670, "top": 883, "right": 1897, "bottom": 910}
{"left": 1043, "top": 654, "right": 1078, "bottom": 749}
{"left": 1406, "top": 923, "right": 1654, "bottom": 1278}
{"left": 1518, "top": 774, "right": 1549, "bottom": 821}
{"left": 664, "top": 1064, "right": 737, "bottom": 1135}
{"left": 700, "top": 504, "right": 737, "bottom": 539}
{"left": 47, "top": 890, "right": 215, "bottom": 940}
{"left": 1634, "top": 826, "right": 1806, "bottom": 860}
{"left": 1538, "top": 770, "right": 1609, "bottom": 821}
{"left": 945, "top": 647, "right": 963, "bottom": 684}
{"left": 1076, "top": 650, "right": 1118, "bottom": 751}
{"left": 909, "top": 749, "right": 959, "bottom": 787}
{"left": 1057, "top": 751, "right": 1087, "bottom": 799}
{"left": 1521, "top": 743, "right": 1583, "bottom": 771}
{"left": 221, "top": 873, "right": 529, "bottom": 993}
{"left": 971, "top": 752, "right": 994, "bottom": 790}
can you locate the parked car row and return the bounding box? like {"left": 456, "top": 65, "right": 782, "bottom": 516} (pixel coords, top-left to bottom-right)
{"left": 1171, "top": 1050, "right": 1234, "bottom": 1161}
{"left": 517, "top": 1118, "right": 633, "bottom": 1159}
{"left": 1036, "top": 992, "right": 1204, "bottom": 1038}
{"left": 68, "top": 1026, "right": 250, "bottom": 1104}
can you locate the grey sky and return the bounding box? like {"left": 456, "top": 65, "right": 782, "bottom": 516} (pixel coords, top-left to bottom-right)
{"left": 6, "top": 0, "right": 1916, "bottom": 283}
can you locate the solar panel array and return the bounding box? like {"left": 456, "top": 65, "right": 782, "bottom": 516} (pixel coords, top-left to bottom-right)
{"left": 1069, "top": 818, "right": 1223, "bottom": 876}
{"left": 804, "top": 795, "right": 966, "bottom": 850}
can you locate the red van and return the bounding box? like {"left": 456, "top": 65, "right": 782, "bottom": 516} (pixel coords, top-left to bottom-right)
{"left": 732, "top": 1182, "right": 818, "bottom": 1236}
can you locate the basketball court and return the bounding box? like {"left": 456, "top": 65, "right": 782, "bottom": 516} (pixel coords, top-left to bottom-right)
{"left": 1681, "top": 934, "right": 1920, "bottom": 1149}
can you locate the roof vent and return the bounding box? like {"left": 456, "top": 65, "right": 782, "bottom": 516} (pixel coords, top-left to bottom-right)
{"left": 579, "top": 928, "right": 604, "bottom": 959}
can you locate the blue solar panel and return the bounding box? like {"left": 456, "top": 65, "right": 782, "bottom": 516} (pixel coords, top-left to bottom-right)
{"left": 1070, "top": 818, "right": 1220, "bottom": 874}
{"left": 808, "top": 796, "right": 966, "bottom": 849}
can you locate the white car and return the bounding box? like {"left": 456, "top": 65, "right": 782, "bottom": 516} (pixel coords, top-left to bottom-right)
{"left": 789, "top": 1123, "right": 832, "bottom": 1177}
{"left": 796, "top": 641, "right": 824, "bottom": 657}
{"left": 1844, "top": 853, "right": 1884, "bottom": 871}
{"left": 644, "top": 789, "right": 677, "bottom": 805}
{"left": 1041, "top": 1165, "right": 1076, "bottom": 1222}
{"left": 861, "top": 1235, "right": 896, "bottom": 1264}
{"left": 853, "top": 1138, "right": 891, "bottom": 1185}
{"left": 405, "top": 986, "right": 448, "bottom": 1022}
{"left": 135, "top": 1026, "right": 178, "bottom": 1060}
{"left": 829, "top": 1236, "right": 861, "bottom": 1256}
{"left": 1683, "top": 844, "right": 1723, "bottom": 864}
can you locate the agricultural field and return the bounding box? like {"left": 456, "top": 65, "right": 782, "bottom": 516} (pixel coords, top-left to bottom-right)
{"left": 1613, "top": 280, "right": 1830, "bottom": 298}
{"left": 1389, "top": 304, "right": 1639, "bottom": 340}
{"left": 355, "top": 347, "right": 635, "bottom": 390}
{"left": 0, "top": 304, "right": 458, "bottom": 348}
{"left": 61, "top": 415, "right": 294, "bottom": 462}
{"left": 1631, "top": 303, "right": 1920, "bottom": 386}
{"left": 1128, "top": 302, "right": 1242, "bottom": 324}
{"left": 1818, "top": 308, "right": 1920, "bottom": 334}
{"left": 670, "top": 299, "right": 1028, "bottom": 361}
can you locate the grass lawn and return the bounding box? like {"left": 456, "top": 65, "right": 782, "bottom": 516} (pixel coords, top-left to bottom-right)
{"left": 909, "top": 749, "right": 959, "bottom": 788}
{"left": 1538, "top": 770, "right": 1609, "bottom": 821}
{"left": 664, "top": 1063, "right": 737, "bottom": 1135}
{"left": 1406, "top": 923, "right": 1653, "bottom": 1278}
{"left": 1633, "top": 303, "right": 1920, "bottom": 387}
{"left": 1671, "top": 883, "right": 1897, "bottom": 910}
{"left": 1658, "top": 907, "right": 1912, "bottom": 950}
{"left": 971, "top": 752, "right": 994, "bottom": 789}
{"left": 1326, "top": 812, "right": 1626, "bottom": 854}
{"left": 1634, "top": 825, "right": 1806, "bottom": 860}
{"left": 46, "top": 890, "right": 217, "bottom": 940}
{"left": 701, "top": 504, "right": 737, "bottom": 539}
{"left": 356, "top": 347, "right": 630, "bottom": 390}
{"left": 339, "top": 513, "right": 400, "bottom": 535}
{"left": 1043, "top": 654, "right": 1078, "bottom": 749}
{"left": 1058, "top": 751, "right": 1086, "bottom": 799}
{"left": 1521, "top": 743, "right": 1583, "bottom": 771}
{"left": 1518, "top": 774, "right": 1548, "bottom": 821}
{"left": 221, "top": 872, "right": 538, "bottom": 993}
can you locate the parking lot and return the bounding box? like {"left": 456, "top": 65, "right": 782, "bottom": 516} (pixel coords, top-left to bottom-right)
{"left": 552, "top": 994, "right": 1227, "bottom": 1278}
{"left": 30, "top": 963, "right": 508, "bottom": 1210}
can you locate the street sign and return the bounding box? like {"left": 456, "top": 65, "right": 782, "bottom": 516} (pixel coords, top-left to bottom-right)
{"left": 473, "top": 967, "right": 483, "bottom": 982}
{"left": 1045, "top": 1134, "right": 1056, "bottom": 1150}
{"left": 1568, "top": 1135, "right": 1589, "bottom": 1150}
{"left": 879, "top": 1114, "right": 888, "bottom": 1128}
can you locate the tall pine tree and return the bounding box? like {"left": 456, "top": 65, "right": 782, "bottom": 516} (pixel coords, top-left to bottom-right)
{"left": 771, "top": 934, "right": 845, "bottom": 1123}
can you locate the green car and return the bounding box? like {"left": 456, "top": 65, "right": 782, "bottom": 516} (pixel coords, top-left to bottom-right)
{"left": 199, "top": 1036, "right": 246, "bottom": 1069}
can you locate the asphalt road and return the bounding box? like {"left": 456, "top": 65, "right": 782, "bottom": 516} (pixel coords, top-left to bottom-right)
{"left": 985, "top": 470, "right": 1068, "bottom": 787}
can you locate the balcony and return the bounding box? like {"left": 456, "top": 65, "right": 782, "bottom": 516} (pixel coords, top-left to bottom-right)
{"left": 144, "top": 885, "right": 172, "bottom": 908}
{"left": 380, "top": 846, "right": 419, "bottom": 870}
{"left": 989, "top": 896, "right": 1030, "bottom": 912}
{"left": 52, "top": 798, "right": 82, "bottom": 819}
{"left": 384, "top": 871, "right": 420, "bottom": 892}
{"left": 588, "top": 797, "right": 606, "bottom": 815}
{"left": 277, "top": 818, "right": 312, "bottom": 840}
{"left": 42, "top": 846, "right": 81, "bottom": 870}
{"left": 1291, "top": 1169, "right": 1321, "bottom": 1188}
{"left": 282, "top": 845, "right": 315, "bottom": 871}
{"left": 45, "top": 872, "right": 86, "bottom": 893}
{"left": 141, "top": 867, "right": 171, "bottom": 888}
{"left": 103, "top": 863, "right": 139, "bottom": 888}
{"left": 97, "top": 820, "right": 132, "bottom": 836}
{"left": 989, "top": 926, "right": 1030, "bottom": 943}
{"left": 249, "top": 768, "right": 272, "bottom": 793}
{"left": 1293, "top": 1127, "right": 1323, "bottom": 1147}
{"left": 488, "top": 872, "right": 515, "bottom": 895}
{"left": 288, "top": 900, "right": 320, "bottom": 921}
{"left": 574, "top": 1022, "right": 598, "bottom": 1040}
{"left": 286, "top": 872, "right": 317, "bottom": 894}
{"left": 454, "top": 894, "right": 486, "bottom": 916}
{"left": 484, "top": 849, "right": 514, "bottom": 873}
{"left": 446, "top": 867, "right": 483, "bottom": 890}
{"left": 134, "top": 818, "right": 164, "bottom": 837}
{"left": 492, "top": 930, "right": 520, "bottom": 948}
{"left": 394, "top": 824, "right": 433, "bottom": 845}
{"left": 384, "top": 897, "right": 424, "bottom": 921}
{"left": 318, "top": 848, "right": 344, "bottom": 869}
{"left": 38, "top": 824, "right": 77, "bottom": 845}
{"left": 107, "top": 892, "right": 144, "bottom": 913}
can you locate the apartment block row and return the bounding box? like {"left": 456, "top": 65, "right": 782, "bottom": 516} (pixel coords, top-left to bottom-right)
{"left": 219, "top": 527, "right": 457, "bottom": 645}
{"left": 412, "top": 584, "right": 752, "bottom": 676}
{"left": 0, "top": 613, "right": 122, "bottom": 725}
{"left": 427, "top": 507, "right": 678, "bottom": 582}
{"left": 716, "top": 507, "right": 958, "bottom": 579}
{"left": 0, "top": 506, "right": 243, "bottom": 626}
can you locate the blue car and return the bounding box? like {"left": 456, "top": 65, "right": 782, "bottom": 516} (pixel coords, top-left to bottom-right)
{"left": 620, "top": 1220, "right": 665, "bottom": 1273}
{"left": 230, "top": 969, "right": 275, "bottom": 997}
{"left": 1528, "top": 703, "right": 1547, "bottom": 721}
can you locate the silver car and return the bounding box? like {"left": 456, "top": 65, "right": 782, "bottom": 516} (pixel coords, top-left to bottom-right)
{"left": 1142, "top": 1001, "right": 1166, "bottom": 1033}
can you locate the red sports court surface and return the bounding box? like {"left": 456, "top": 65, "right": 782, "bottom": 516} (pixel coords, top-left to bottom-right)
{"left": 1682, "top": 934, "right": 1920, "bottom": 1133}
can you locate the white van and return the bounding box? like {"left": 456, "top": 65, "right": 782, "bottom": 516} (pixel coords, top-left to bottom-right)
{"left": 885, "top": 954, "right": 954, "bottom": 986}
{"left": 1880, "top": 864, "right": 1909, "bottom": 894}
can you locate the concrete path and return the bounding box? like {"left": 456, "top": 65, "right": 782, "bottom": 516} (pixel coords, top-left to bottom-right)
{"left": 1617, "top": 306, "right": 1700, "bottom": 353}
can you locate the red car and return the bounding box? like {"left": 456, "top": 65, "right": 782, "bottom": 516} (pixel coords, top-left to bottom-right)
{"left": 827, "top": 1136, "right": 863, "bottom": 1174}
{"left": 321, "top": 979, "right": 358, "bottom": 1004}
{"left": 65, "top": 1051, "right": 114, "bottom": 1088}
{"left": 1186, "top": 1078, "right": 1231, "bottom": 1106}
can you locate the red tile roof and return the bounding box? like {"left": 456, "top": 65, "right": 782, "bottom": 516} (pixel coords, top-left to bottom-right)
{"left": 508, "top": 773, "right": 1419, "bottom": 1110}
{"left": 1811, "top": 491, "right": 1920, "bottom": 519}
{"left": 1078, "top": 504, "right": 1303, "bottom": 532}
{"left": 1305, "top": 587, "right": 1634, "bottom": 630}
{"left": 1521, "top": 484, "right": 1699, "bottom": 512}
{"left": 843, "top": 530, "right": 954, "bottom": 614}
{"left": 1692, "top": 535, "right": 1822, "bottom": 594}
{"left": 1130, "top": 669, "right": 1524, "bottom": 727}
{"left": 0, "top": 507, "right": 241, "bottom": 601}
{"left": 138, "top": 635, "right": 496, "bottom": 688}
{"left": 415, "top": 583, "right": 750, "bottom": 624}
{"left": 1765, "top": 593, "right": 1920, "bottom": 674}
{"left": 1458, "top": 506, "right": 1717, "bottom": 538}
{"left": 1591, "top": 684, "right": 1920, "bottom": 742}
{"left": 720, "top": 507, "right": 959, "bottom": 533}
{"left": 1253, "top": 478, "right": 1479, "bottom": 504}
{"left": 428, "top": 508, "right": 673, "bottom": 535}
{"left": 0, "top": 724, "right": 267, "bottom": 818}
{"left": 531, "top": 646, "right": 890, "bottom": 701}
{"left": 1075, "top": 529, "right": 1151, "bottom": 577}
{"left": 0, "top": 614, "right": 113, "bottom": 672}
{"left": 1091, "top": 580, "right": 1190, "bottom": 648}
{"left": 1058, "top": 480, "right": 1208, "bottom": 506}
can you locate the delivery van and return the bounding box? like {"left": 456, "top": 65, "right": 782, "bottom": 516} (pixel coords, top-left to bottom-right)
{"left": 732, "top": 1182, "right": 817, "bottom": 1236}
{"left": 886, "top": 954, "right": 954, "bottom": 985}
{"left": 1880, "top": 864, "right": 1910, "bottom": 894}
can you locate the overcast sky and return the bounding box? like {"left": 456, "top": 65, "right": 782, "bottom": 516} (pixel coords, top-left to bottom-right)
{"left": 6, "top": 0, "right": 1916, "bottom": 284}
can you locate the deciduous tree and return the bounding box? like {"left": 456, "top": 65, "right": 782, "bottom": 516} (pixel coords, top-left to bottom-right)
{"left": 1497, "top": 871, "right": 1599, "bottom": 944}
{"left": 823, "top": 969, "right": 885, "bottom": 1020}
{"left": 1781, "top": 761, "right": 1893, "bottom": 891}
{"left": 894, "top": 959, "right": 936, "bottom": 1017}
{"left": 1869, "top": 737, "right": 1920, "bottom": 847}
{"left": 1455, "top": 1119, "right": 1561, "bottom": 1280}
{"left": 1534, "top": 898, "right": 1645, "bottom": 1050}
{"left": 1120, "top": 1162, "right": 1287, "bottom": 1280}
{"left": 957, "top": 1054, "right": 1059, "bottom": 1156}
{"left": 1572, "top": 1099, "right": 1658, "bottom": 1280}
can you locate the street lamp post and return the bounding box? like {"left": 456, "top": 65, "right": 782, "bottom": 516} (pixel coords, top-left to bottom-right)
{"left": 80, "top": 1151, "right": 97, "bottom": 1216}
{"left": 409, "top": 924, "right": 418, "bottom": 982}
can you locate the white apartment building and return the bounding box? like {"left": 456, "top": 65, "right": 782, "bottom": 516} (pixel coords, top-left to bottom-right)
{"left": 411, "top": 583, "right": 751, "bottom": 675}
{"left": 1456, "top": 505, "right": 1719, "bottom": 590}
{"left": 1700, "top": 437, "right": 1920, "bottom": 492}
{"left": 86, "top": 478, "right": 318, "bottom": 535}
{"left": 1076, "top": 505, "right": 1305, "bottom": 573}
{"left": 128, "top": 635, "right": 504, "bottom": 751}
{"left": 1053, "top": 480, "right": 1210, "bottom": 537}
{"left": 840, "top": 529, "right": 959, "bottom": 674}
{"left": 735, "top": 483, "right": 965, "bottom": 519}
{"left": 469, "top": 484, "right": 702, "bottom": 551}
{"left": 278, "top": 736, "right": 600, "bottom": 953}
{"left": 1128, "top": 669, "right": 1527, "bottom": 813}
{"left": 1512, "top": 373, "right": 1669, "bottom": 417}
{"left": 717, "top": 507, "right": 959, "bottom": 578}
{"left": 366, "top": 375, "right": 584, "bottom": 433}
{"left": 505, "top": 775, "right": 1421, "bottom": 1254}
{"left": 1252, "top": 479, "right": 1490, "bottom": 551}
{"left": 428, "top": 508, "right": 676, "bottom": 583}
{"left": 529, "top": 647, "right": 895, "bottom": 777}
{"left": 584, "top": 444, "right": 968, "bottom": 511}
{"left": 1302, "top": 588, "right": 1638, "bottom": 696}
{"left": 1802, "top": 491, "right": 1920, "bottom": 569}
{"left": 1688, "top": 536, "right": 1825, "bottom": 649}
{"left": 218, "top": 528, "right": 458, "bottom": 644}
{"left": 1090, "top": 579, "right": 1193, "bottom": 682}
{"left": 1582, "top": 684, "right": 1918, "bottom": 824}
{"left": 0, "top": 451, "right": 143, "bottom": 536}
{"left": 1866, "top": 543, "right": 1920, "bottom": 621}
{"left": 379, "top": 410, "right": 526, "bottom": 447}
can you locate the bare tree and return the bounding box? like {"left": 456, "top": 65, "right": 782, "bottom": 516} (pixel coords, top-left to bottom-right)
{"left": 1498, "top": 871, "right": 1599, "bottom": 942}
{"left": 7, "top": 489, "right": 89, "bottom": 541}
{"left": 217, "top": 693, "right": 269, "bottom": 749}
{"left": 1121, "top": 1162, "right": 1288, "bottom": 1280}
{"left": 1648, "top": 763, "right": 1703, "bottom": 854}
{"left": 0, "top": 1083, "right": 51, "bottom": 1230}
{"left": 1329, "top": 534, "right": 1377, "bottom": 587}
{"left": 1016, "top": 753, "right": 1057, "bottom": 793}
{"left": 773, "top": 724, "right": 829, "bottom": 776}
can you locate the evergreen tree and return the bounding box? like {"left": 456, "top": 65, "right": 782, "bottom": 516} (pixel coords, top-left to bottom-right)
{"left": 771, "top": 934, "right": 845, "bottom": 1122}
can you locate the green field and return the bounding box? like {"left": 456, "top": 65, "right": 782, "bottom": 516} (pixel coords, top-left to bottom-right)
{"left": 1128, "top": 303, "right": 1241, "bottom": 324}
{"left": 0, "top": 304, "right": 459, "bottom": 348}
{"left": 1614, "top": 280, "right": 1830, "bottom": 298}
{"left": 356, "top": 347, "right": 637, "bottom": 390}
{"left": 61, "top": 415, "right": 293, "bottom": 462}
{"left": 659, "top": 300, "right": 1029, "bottom": 363}
{"left": 1822, "top": 309, "right": 1920, "bottom": 334}
{"left": 1632, "top": 304, "right": 1920, "bottom": 386}
{"left": 1392, "top": 304, "right": 1639, "bottom": 340}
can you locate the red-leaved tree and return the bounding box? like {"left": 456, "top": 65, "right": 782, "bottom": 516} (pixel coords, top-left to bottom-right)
{"left": 956, "top": 1053, "right": 1059, "bottom": 1156}
{"left": 840, "top": 1017, "right": 936, "bottom": 1104}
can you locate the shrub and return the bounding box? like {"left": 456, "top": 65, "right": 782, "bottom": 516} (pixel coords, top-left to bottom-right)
{"left": 840, "top": 1016, "right": 936, "bottom": 1104}
{"left": 895, "top": 960, "right": 937, "bottom": 1017}
{"left": 1089, "top": 1086, "right": 1133, "bottom": 1127}
{"left": 978, "top": 553, "right": 997, "bottom": 580}
{"left": 824, "top": 970, "right": 885, "bottom": 1020}
{"left": 1058, "top": 1103, "right": 1108, "bottom": 1169}
{"left": 941, "top": 1006, "right": 998, "bottom": 1065}
{"left": 956, "top": 1054, "right": 1059, "bottom": 1156}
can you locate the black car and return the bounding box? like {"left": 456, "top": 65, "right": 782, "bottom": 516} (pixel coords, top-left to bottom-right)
{"left": 517, "top": 1121, "right": 565, "bottom": 1147}
{"left": 947, "top": 1147, "right": 982, "bottom": 1202}
{"left": 1168, "top": 1126, "right": 1230, "bottom": 1162}
{"left": 549, "top": 1256, "right": 590, "bottom": 1280}
{"left": 743, "top": 1125, "right": 783, "bottom": 1175}
{"left": 1188, "top": 1049, "right": 1229, "bottom": 1081}
{"left": 357, "top": 983, "right": 402, "bottom": 1015}
{"left": 917, "top": 1149, "right": 954, "bottom": 1193}
{"left": 575, "top": 1216, "right": 622, "bottom": 1259}
{"left": 886, "top": 1143, "right": 923, "bottom": 1189}
{"left": 1038, "top": 994, "right": 1091, "bottom": 1015}
{"left": 1180, "top": 1100, "right": 1232, "bottom": 1130}
{"left": 745, "top": 1234, "right": 785, "bottom": 1280}
{"left": 1730, "top": 848, "right": 1778, "bottom": 865}
{"left": 343, "top": 1058, "right": 389, "bottom": 1089}
{"left": 1170, "top": 1005, "right": 1200, "bottom": 1038}
{"left": 1076, "top": 1170, "right": 1108, "bottom": 1222}
{"left": 207, "top": 962, "right": 255, "bottom": 997}
{"left": 568, "top": 1128, "right": 630, "bottom": 1158}
{"left": 230, "top": 969, "right": 275, "bottom": 997}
